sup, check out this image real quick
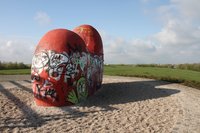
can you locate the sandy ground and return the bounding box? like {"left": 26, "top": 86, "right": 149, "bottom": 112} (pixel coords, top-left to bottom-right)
{"left": 0, "top": 75, "right": 200, "bottom": 133}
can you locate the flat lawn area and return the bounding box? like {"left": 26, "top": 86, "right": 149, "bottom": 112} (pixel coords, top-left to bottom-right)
{"left": 104, "top": 65, "right": 200, "bottom": 89}
{"left": 0, "top": 66, "right": 200, "bottom": 89}
{"left": 0, "top": 69, "right": 30, "bottom": 75}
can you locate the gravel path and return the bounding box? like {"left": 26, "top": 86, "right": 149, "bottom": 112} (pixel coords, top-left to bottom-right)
{"left": 0, "top": 75, "right": 199, "bottom": 133}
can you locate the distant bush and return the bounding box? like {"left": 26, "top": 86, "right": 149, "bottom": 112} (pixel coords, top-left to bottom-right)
{"left": 0, "top": 61, "right": 30, "bottom": 70}
{"left": 136, "top": 63, "right": 200, "bottom": 72}
{"left": 136, "top": 64, "right": 175, "bottom": 69}
{"left": 176, "top": 63, "right": 200, "bottom": 72}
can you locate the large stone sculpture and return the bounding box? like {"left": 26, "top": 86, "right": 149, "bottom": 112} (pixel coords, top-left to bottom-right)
{"left": 31, "top": 25, "right": 103, "bottom": 106}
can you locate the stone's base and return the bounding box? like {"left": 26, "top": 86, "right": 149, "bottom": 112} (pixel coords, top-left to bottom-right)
{"left": 34, "top": 98, "right": 73, "bottom": 107}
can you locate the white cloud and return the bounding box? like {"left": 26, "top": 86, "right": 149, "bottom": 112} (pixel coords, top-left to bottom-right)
{"left": 0, "top": 36, "right": 35, "bottom": 64}
{"left": 153, "top": 0, "right": 200, "bottom": 63}
{"left": 1, "top": 1, "right": 200, "bottom": 65}
{"left": 171, "top": 0, "right": 200, "bottom": 20}
{"left": 102, "top": 33, "right": 157, "bottom": 64}
{"left": 34, "top": 11, "right": 51, "bottom": 26}
{"left": 102, "top": 0, "right": 200, "bottom": 64}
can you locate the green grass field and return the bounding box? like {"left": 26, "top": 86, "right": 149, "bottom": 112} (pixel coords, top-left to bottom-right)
{"left": 0, "top": 69, "right": 30, "bottom": 75}
{"left": 104, "top": 65, "right": 200, "bottom": 89}
{"left": 0, "top": 65, "right": 200, "bottom": 89}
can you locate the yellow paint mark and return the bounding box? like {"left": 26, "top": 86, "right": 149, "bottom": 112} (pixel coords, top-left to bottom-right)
{"left": 76, "top": 27, "right": 94, "bottom": 36}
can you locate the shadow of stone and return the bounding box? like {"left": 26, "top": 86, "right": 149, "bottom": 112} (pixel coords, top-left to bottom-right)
{"left": 0, "top": 84, "right": 45, "bottom": 129}
{"left": 0, "top": 111, "right": 91, "bottom": 129}
{"left": 79, "top": 80, "right": 180, "bottom": 111}
{"left": 0, "top": 79, "right": 181, "bottom": 130}
{"left": 23, "top": 80, "right": 32, "bottom": 83}
{"left": 9, "top": 81, "right": 32, "bottom": 94}
{"left": 0, "top": 82, "right": 86, "bottom": 130}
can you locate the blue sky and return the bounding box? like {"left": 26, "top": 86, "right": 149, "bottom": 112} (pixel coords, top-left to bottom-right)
{"left": 0, "top": 0, "right": 163, "bottom": 39}
{"left": 0, "top": 0, "right": 200, "bottom": 64}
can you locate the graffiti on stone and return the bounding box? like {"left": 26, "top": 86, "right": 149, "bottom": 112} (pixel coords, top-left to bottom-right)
{"left": 34, "top": 80, "right": 58, "bottom": 102}
{"left": 67, "top": 90, "right": 79, "bottom": 104}
{"left": 76, "top": 77, "right": 88, "bottom": 101}
{"left": 31, "top": 50, "right": 94, "bottom": 102}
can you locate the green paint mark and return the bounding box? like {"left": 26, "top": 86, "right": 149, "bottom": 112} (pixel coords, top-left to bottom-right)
{"left": 67, "top": 90, "right": 79, "bottom": 104}
{"left": 77, "top": 77, "right": 88, "bottom": 101}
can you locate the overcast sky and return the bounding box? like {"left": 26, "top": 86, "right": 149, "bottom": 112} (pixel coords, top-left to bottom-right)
{"left": 0, "top": 0, "right": 200, "bottom": 64}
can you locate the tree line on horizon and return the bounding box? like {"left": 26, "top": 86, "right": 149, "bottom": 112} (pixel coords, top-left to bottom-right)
{"left": 0, "top": 61, "right": 30, "bottom": 70}
{"left": 1, "top": 61, "right": 200, "bottom": 72}
{"left": 105, "top": 63, "right": 200, "bottom": 72}
{"left": 135, "top": 63, "right": 200, "bottom": 72}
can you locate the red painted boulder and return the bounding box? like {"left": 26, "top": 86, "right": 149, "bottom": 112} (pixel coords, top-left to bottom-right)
{"left": 73, "top": 25, "right": 103, "bottom": 95}
{"left": 31, "top": 25, "right": 103, "bottom": 106}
